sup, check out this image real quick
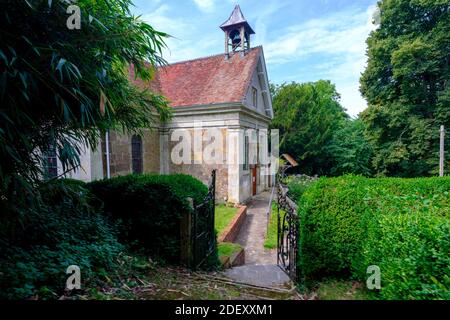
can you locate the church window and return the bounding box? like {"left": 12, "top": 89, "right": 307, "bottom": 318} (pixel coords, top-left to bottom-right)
{"left": 244, "top": 134, "right": 249, "bottom": 170}
{"left": 252, "top": 87, "right": 257, "bottom": 108}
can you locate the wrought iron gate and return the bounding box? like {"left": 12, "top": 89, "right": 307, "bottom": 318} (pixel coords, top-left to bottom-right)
{"left": 277, "top": 174, "right": 300, "bottom": 281}
{"left": 191, "top": 170, "right": 216, "bottom": 269}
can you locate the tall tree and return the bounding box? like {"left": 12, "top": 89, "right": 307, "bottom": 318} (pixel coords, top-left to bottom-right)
{"left": 329, "top": 119, "right": 374, "bottom": 176}
{"left": 360, "top": 0, "right": 449, "bottom": 177}
{"left": 0, "top": 0, "right": 171, "bottom": 214}
{"left": 270, "top": 80, "right": 348, "bottom": 176}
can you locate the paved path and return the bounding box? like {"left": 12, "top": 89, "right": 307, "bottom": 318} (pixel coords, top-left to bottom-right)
{"left": 223, "top": 192, "right": 291, "bottom": 289}
{"left": 235, "top": 191, "right": 276, "bottom": 265}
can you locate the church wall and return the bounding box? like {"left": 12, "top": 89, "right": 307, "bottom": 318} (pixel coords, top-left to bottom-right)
{"left": 65, "top": 139, "right": 103, "bottom": 182}
{"left": 143, "top": 129, "right": 160, "bottom": 174}
{"left": 168, "top": 127, "right": 229, "bottom": 203}
{"left": 107, "top": 129, "right": 160, "bottom": 177}
{"left": 108, "top": 131, "right": 132, "bottom": 177}
{"left": 243, "top": 61, "right": 266, "bottom": 116}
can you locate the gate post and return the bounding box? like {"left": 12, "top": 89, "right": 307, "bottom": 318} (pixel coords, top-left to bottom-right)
{"left": 180, "top": 197, "right": 194, "bottom": 268}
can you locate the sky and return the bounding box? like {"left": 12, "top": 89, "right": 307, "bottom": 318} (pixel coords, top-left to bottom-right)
{"left": 131, "top": 0, "right": 379, "bottom": 117}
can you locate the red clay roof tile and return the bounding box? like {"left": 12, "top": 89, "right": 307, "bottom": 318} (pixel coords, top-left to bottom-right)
{"left": 130, "top": 47, "right": 261, "bottom": 108}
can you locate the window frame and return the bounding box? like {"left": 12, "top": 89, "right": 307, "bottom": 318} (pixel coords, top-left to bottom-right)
{"left": 243, "top": 134, "right": 249, "bottom": 171}
{"left": 252, "top": 87, "right": 258, "bottom": 108}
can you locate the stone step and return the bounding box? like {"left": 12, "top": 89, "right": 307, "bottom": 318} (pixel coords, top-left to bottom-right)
{"left": 222, "top": 264, "right": 292, "bottom": 290}
{"left": 195, "top": 270, "right": 299, "bottom": 300}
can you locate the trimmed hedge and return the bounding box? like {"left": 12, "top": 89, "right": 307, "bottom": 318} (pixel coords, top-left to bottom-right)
{"left": 297, "top": 175, "right": 450, "bottom": 300}
{"left": 87, "top": 174, "right": 208, "bottom": 263}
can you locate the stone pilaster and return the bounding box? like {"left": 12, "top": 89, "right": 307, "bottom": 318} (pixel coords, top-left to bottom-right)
{"left": 159, "top": 127, "right": 170, "bottom": 174}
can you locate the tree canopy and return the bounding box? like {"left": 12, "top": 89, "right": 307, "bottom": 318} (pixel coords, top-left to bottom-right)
{"left": 360, "top": 0, "right": 449, "bottom": 177}
{"left": 329, "top": 119, "right": 374, "bottom": 177}
{"left": 270, "top": 80, "right": 351, "bottom": 176}
{"left": 0, "top": 0, "right": 171, "bottom": 214}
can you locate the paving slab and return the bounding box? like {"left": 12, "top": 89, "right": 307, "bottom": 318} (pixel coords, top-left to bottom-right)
{"left": 223, "top": 264, "right": 291, "bottom": 289}
{"left": 221, "top": 192, "right": 293, "bottom": 289}
{"left": 234, "top": 191, "right": 277, "bottom": 265}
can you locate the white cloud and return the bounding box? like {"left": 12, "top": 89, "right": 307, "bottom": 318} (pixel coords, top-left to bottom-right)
{"left": 251, "top": 1, "right": 288, "bottom": 46}
{"left": 264, "top": 5, "right": 378, "bottom": 116}
{"left": 192, "top": 0, "right": 215, "bottom": 12}
{"left": 140, "top": 4, "right": 220, "bottom": 63}
{"left": 264, "top": 8, "right": 373, "bottom": 64}
{"left": 337, "top": 84, "right": 367, "bottom": 118}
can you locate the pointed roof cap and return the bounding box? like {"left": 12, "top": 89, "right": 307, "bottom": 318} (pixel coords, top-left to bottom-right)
{"left": 220, "top": 5, "right": 255, "bottom": 34}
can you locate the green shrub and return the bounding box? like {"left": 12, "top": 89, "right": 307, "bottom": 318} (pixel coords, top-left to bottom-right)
{"left": 285, "top": 174, "right": 318, "bottom": 202}
{"left": 87, "top": 174, "right": 209, "bottom": 263}
{"left": 0, "top": 179, "right": 123, "bottom": 300}
{"left": 297, "top": 175, "right": 450, "bottom": 300}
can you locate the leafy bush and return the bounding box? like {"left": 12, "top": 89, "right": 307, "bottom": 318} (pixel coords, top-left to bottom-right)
{"left": 285, "top": 174, "right": 318, "bottom": 202}
{"left": 297, "top": 175, "right": 450, "bottom": 300}
{"left": 87, "top": 174, "right": 208, "bottom": 263}
{"left": 0, "top": 179, "right": 123, "bottom": 300}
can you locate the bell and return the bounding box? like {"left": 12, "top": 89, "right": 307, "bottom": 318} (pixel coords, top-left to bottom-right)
{"left": 230, "top": 30, "right": 241, "bottom": 45}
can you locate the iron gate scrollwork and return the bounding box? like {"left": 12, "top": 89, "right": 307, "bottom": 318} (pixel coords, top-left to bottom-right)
{"left": 191, "top": 170, "right": 216, "bottom": 269}
{"left": 277, "top": 171, "right": 300, "bottom": 282}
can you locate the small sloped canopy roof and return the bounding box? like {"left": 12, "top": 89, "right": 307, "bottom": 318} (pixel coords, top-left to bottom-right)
{"left": 281, "top": 154, "right": 299, "bottom": 167}
{"left": 130, "top": 47, "right": 262, "bottom": 108}
{"left": 220, "top": 5, "right": 255, "bottom": 34}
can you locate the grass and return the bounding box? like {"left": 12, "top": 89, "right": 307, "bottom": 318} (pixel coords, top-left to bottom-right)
{"left": 264, "top": 203, "right": 284, "bottom": 249}
{"left": 218, "top": 242, "right": 243, "bottom": 259}
{"left": 215, "top": 204, "right": 239, "bottom": 235}
{"left": 312, "top": 279, "right": 370, "bottom": 300}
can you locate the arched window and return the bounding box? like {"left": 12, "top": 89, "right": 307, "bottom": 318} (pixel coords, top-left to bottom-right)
{"left": 131, "top": 135, "right": 143, "bottom": 174}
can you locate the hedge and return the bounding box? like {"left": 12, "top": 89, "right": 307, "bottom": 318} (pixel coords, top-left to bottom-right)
{"left": 297, "top": 175, "right": 450, "bottom": 300}
{"left": 87, "top": 174, "right": 209, "bottom": 263}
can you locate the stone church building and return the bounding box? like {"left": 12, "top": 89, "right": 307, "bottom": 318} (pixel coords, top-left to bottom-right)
{"left": 64, "top": 6, "right": 274, "bottom": 204}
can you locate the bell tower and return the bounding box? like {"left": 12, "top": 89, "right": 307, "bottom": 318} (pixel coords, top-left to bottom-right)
{"left": 220, "top": 5, "right": 255, "bottom": 58}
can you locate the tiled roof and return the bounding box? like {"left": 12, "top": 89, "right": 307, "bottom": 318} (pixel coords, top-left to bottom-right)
{"left": 130, "top": 47, "right": 262, "bottom": 108}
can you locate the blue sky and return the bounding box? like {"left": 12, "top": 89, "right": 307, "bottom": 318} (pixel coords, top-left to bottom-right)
{"left": 131, "top": 0, "right": 379, "bottom": 117}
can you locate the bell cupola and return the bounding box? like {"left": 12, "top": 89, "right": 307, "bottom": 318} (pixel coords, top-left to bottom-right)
{"left": 220, "top": 5, "right": 255, "bottom": 58}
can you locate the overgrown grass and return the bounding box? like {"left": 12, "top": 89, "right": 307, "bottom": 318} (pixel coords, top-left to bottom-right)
{"left": 215, "top": 204, "right": 239, "bottom": 235}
